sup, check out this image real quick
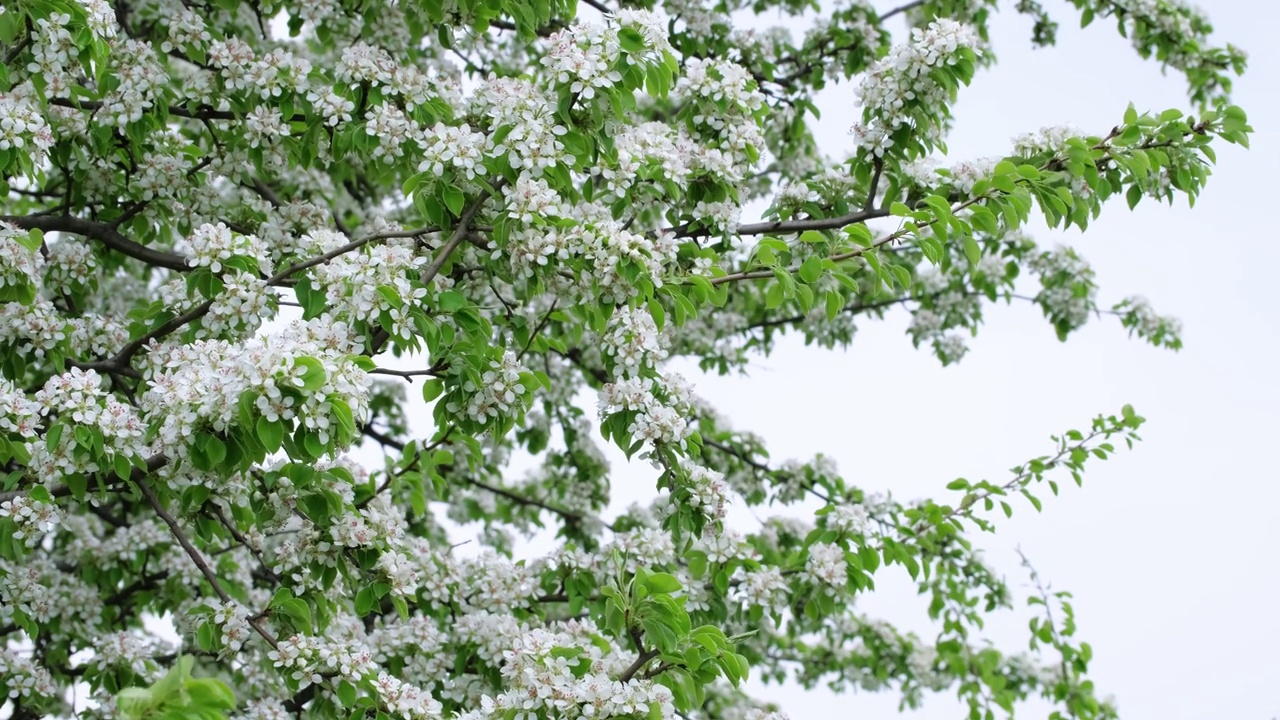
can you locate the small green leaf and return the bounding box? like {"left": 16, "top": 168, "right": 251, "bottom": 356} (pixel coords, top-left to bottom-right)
{"left": 421, "top": 379, "right": 444, "bottom": 403}
{"left": 337, "top": 680, "right": 357, "bottom": 707}
{"left": 442, "top": 185, "right": 465, "bottom": 216}
{"left": 257, "top": 416, "right": 284, "bottom": 454}
{"left": 645, "top": 572, "right": 682, "bottom": 593}
{"left": 438, "top": 291, "right": 466, "bottom": 312}
{"left": 797, "top": 256, "right": 823, "bottom": 284}
{"left": 963, "top": 236, "right": 981, "bottom": 266}
{"left": 764, "top": 282, "right": 785, "bottom": 309}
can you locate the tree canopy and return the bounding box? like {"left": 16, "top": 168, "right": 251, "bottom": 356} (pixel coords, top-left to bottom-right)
{"left": 0, "top": 0, "right": 1252, "bottom": 719}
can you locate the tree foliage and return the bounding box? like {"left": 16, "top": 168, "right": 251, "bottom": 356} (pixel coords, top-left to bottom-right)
{"left": 0, "top": 0, "right": 1251, "bottom": 718}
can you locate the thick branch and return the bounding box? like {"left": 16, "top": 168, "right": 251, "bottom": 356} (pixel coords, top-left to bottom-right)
{"left": 3, "top": 214, "right": 190, "bottom": 272}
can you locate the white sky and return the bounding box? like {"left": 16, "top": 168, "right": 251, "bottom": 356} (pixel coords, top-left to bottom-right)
{"left": 368, "top": 0, "right": 1279, "bottom": 717}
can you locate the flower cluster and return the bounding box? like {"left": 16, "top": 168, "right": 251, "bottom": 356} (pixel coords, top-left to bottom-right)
{"left": 0, "top": 648, "right": 58, "bottom": 701}
{"left": 542, "top": 22, "right": 625, "bottom": 100}
{"left": 26, "top": 13, "right": 76, "bottom": 92}
{"left": 676, "top": 57, "right": 767, "bottom": 175}
{"left": 685, "top": 462, "right": 731, "bottom": 523}
{"left": 26, "top": 368, "right": 148, "bottom": 483}
{"left": 181, "top": 222, "right": 274, "bottom": 275}
{"left": 452, "top": 351, "right": 528, "bottom": 425}
{"left": 0, "top": 377, "right": 40, "bottom": 438}
{"left": 905, "top": 269, "right": 982, "bottom": 366}
{"left": 734, "top": 566, "right": 791, "bottom": 613}
{"left": 1115, "top": 295, "right": 1183, "bottom": 350}
{"left": 472, "top": 76, "right": 572, "bottom": 177}
{"left": 140, "top": 316, "right": 372, "bottom": 457}
{"left": 43, "top": 238, "right": 97, "bottom": 293}
{"left": 602, "top": 306, "right": 667, "bottom": 376}
{"left": 87, "top": 631, "right": 165, "bottom": 679}
{"left": 850, "top": 19, "right": 981, "bottom": 158}
{"left": 805, "top": 541, "right": 849, "bottom": 593}
{"left": 304, "top": 229, "right": 427, "bottom": 338}
{"left": 598, "top": 373, "right": 696, "bottom": 449}
{"left": 211, "top": 601, "right": 254, "bottom": 652}
{"left": 1029, "top": 244, "right": 1098, "bottom": 334}
{"left": 99, "top": 39, "right": 166, "bottom": 127}
{"left": 0, "top": 493, "right": 60, "bottom": 548}
{"left": 0, "top": 223, "right": 41, "bottom": 298}
{"left": 460, "top": 626, "right": 676, "bottom": 720}
{"left": 826, "top": 503, "right": 870, "bottom": 536}
{"left": 0, "top": 90, "right": 55, "bottom": 173}
{"left": 1012, "top": 124, "right": 1083, "bottom": 157}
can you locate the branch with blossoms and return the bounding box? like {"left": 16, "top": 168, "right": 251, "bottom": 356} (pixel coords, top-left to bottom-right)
{"left": 0, "top": 1, "right": 1251, "bottom": 720}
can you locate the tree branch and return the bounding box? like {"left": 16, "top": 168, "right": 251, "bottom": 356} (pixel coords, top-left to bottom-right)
{"left": 879, "top": 0, "right": 928, "bottom": 23}
{"left": 619, "top": 648, "right": 659, "bottom": 682}
{"left": 136, "top": 474, "right": 279, "bottom": 649}
{"left": 368, "top": 180, "right": 506, "bottom": 356}
{"left": 674, "top": 206, "right": 892, "bottom": 240}
{"left": 2, "top": 214, "right": 190, "bottom": 272}
{"left": 367, "top": 367, "right": 443, "bottom": 382}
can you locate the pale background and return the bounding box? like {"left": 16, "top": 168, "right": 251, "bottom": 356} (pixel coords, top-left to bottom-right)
{"left": 416, "top": 1, "right": 1280, "bottom": 718}
{"left": 349, "top": 0, "right": 1277, "bottom": 718}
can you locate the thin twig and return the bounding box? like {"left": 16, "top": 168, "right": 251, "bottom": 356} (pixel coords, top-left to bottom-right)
{"left": 136, "top": 475, "right": 279, "bottom": 649}
{"left": 518, "top": 300, "right": 558, "bottom": 360}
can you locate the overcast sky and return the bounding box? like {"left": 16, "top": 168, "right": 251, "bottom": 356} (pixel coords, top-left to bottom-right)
{"left": 360, "top": 0, "right": 1280, "bottom": 717}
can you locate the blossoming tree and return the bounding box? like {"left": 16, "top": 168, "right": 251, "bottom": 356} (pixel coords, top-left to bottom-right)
{"left": 0, "top": 0, "right": 1251, "bottom": 718}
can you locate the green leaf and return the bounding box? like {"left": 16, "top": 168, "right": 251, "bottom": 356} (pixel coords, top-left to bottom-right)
{"left": 797, "top": 256, "right": 823, "bottom": 284}
{"left": 27, "top": 483, "right": 53, "bottom": 505}
{"left": 337, "top": 680, "right": 357, "bottom": 707}
{"left": 963, "top": 236, "right": 981, "bottom": 266}
{"left": 889, "top": 264, "right": 911, "bottom": 289}
{"left": 798, "top": 230, "right": 825, "bottom": 244}
{"left": 205, "top": 436, "right": 226, "bottom": 465}
{"left": 355, "top": 585, "right": 377, "bottom": 616}
{"left": 257, "top": 417, "right": 284, "bottom": 453}
{"left": 293, "top": 357, "right": 327, "bottom": 392}
{"left": 196, "top": 622, "right": 216, "bottom": 651}
{"left": 764, "top": 282, "right": 785, "bottom": 309}
{"left": 442, "top": 185, "right": 465, "bottom": 216}
{"left": 645, "top": 572, "right": 682, "bottom": 593}
{"left": 618, "top": 26, "right": 646, "bottom": 53}
{"left": 845, "top": 224, "right": 874, "bottom": 247}
{"left": 421, "top": 378, "right": 444, "bottom": 403}
{"left": 687, "top": 551, "right": 708, "bottom": 579}
{"left": 438, "top": 291, "right": 466, "bottom": 312}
